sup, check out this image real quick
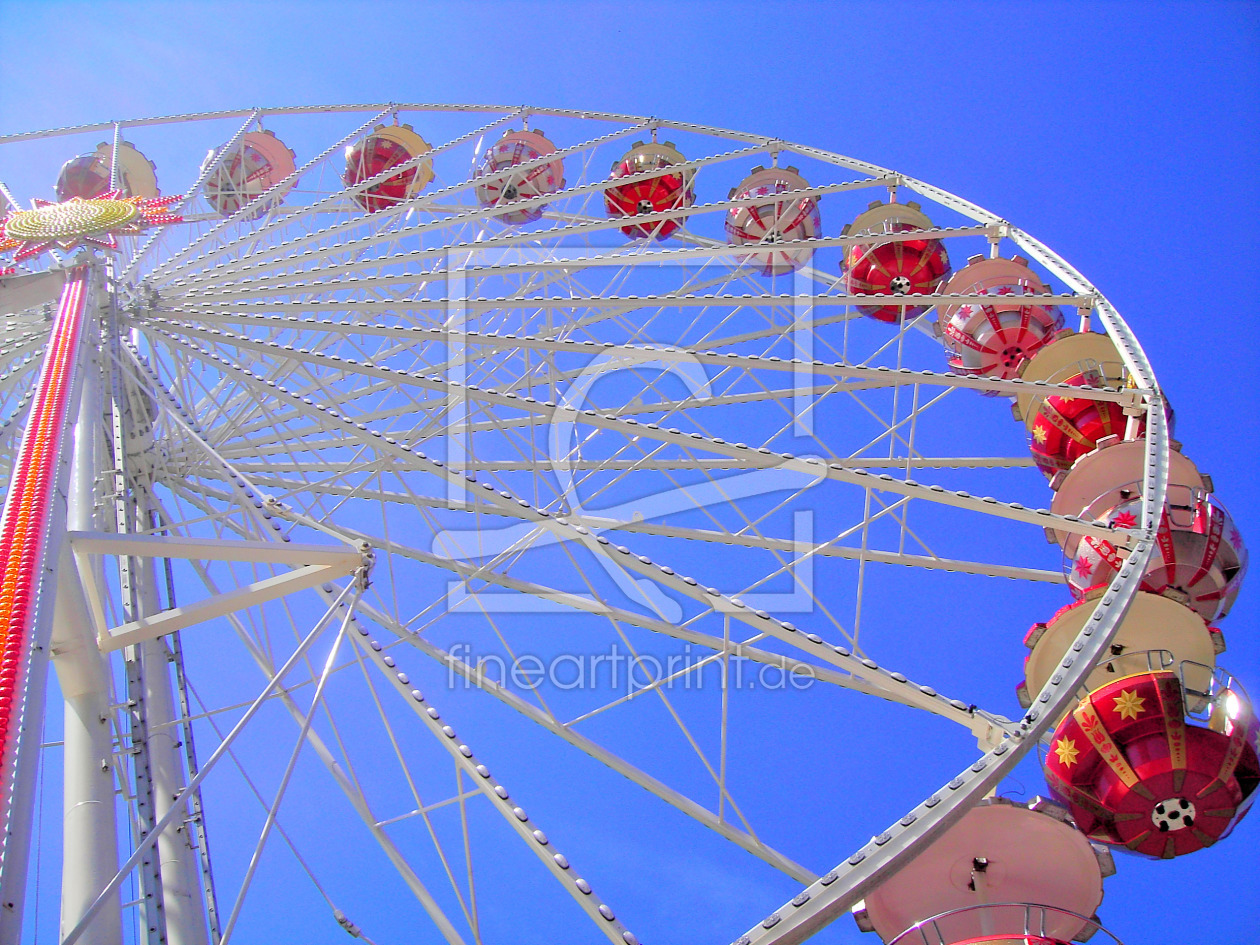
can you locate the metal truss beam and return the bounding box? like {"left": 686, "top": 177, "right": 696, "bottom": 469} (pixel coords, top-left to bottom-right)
{"left": 140, "top": 314, "right": 1143, "bottom": 406}
{"left": 68, "top": 533, "right": 363, "bottom": 651}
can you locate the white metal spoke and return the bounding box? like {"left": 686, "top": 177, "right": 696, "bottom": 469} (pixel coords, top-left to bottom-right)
{"left": 1, "top": 104, "right": 1200, "bottom": 945}
{"left": 219, "top": 612, "right": 351, "bottom": 944}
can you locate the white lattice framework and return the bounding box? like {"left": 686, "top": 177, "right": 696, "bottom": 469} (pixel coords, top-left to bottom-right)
{"left": 0, "top": 105, "right": 1169, "bottom": 945}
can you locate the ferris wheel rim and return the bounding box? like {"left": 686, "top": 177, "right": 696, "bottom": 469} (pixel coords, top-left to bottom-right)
{"left": 2, "top": 103, "right": 1158, "bottom": 392}
{"left": 0, "top": 105, "right": 1177, "bottom": 945}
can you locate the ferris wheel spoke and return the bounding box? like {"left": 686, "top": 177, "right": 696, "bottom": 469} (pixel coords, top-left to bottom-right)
{"left": 137, "top": 320, "right": 1144, "bottom": 448}
{"left": 363, "top": 594, "right": 818, "bottom": 881}
{"left": 324, "top": 596, "right": 641, "bottom": 945}
{"left": 154, "top": 339, "right": 271, "bottom": 440}
{"left": 339, "top": 624, "right": 486, "bottom": 935}
{"left": 242, "top": 473, "right": 1059, "bottom": 582}
{"left": 161, "top": 465, "right": 781, "bottom": 945}
{"left": 170, "top": 381, "right": 371, "bottom": 489}
{"left": 547, "top": 536, "right": 856, "bottom": 843}
{"left": 162, "top": 285, "right": 1085, "bottom": 316}
{"left": 151, "top": 115, "right": 659, "bottom": 288}
{"left": 185, "top": 444, "right": 1082, "bottom": 600}
{"left": 159, "top": 135, "right": 770, "bottom": 288}
{"left": 162, "top": 221, "right": 992, "bottom": 311}
{"left": 837, "top": 384, "right": 955, "bottom": 462}
{"left": 598, "top": 511, "right": 1060, "bottom": 583}
{"left": 217, "top": 614, "right": 352, "bottom": 944}
{"left": 204, "top": 587, "right": 471, "bottom": 945}
{"left": 121, "top": 109, "right": 261, "bottom": 279}
{"left": 267, "top": 494, "right": 1009, "bottom": 743}
{"left": 857, "top": 307, "right": 934, "bottom": 369}
{"left": 454, "top": 527, "right": 772, "bottom": 841}
{"left": 148, "top": 338, "right": 385, "bottom": 457}
{"left": 136, "top": 480, "right": 485, "bottom": 941}
{"left": 149, "top": 107, "right": 399, "bottom": 282}
{"left": 572, "top": 418, "right": 1111, "bottom": 545}
{"left": 175, "top": 667, "right": 383, "bottom": 932}
{"left": 143, "top": 324, "right": 1118, "bottom": 555}
{"left": 148, "top": 536, "right": 594, "bottom": 942}
{"left": 168, "top": 223, "right": 998, "bottom": 293}
{"left": 269, "top": 454, "right": 1036, "bottom": 471}
{"left": 60, "top": 578, "right": 365, "bottom": 945}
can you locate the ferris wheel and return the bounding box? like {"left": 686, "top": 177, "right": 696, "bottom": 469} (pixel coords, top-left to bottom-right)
{"left": 0, "top": 105, "right": 1252, "bottom": 945}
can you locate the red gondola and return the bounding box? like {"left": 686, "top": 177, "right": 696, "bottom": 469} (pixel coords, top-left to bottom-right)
{"left": 843, "top": 200, "right": 949, "bottom": 322}
{"left": 604, "top": 141, "right": 694, "bottom": 240}
{"left": 344, "top": 124, "right": 434, "bottom": 213}
{"left": 1045, "top": 668, "right": 1259, "bottom": 858}
{"left": 938, "top": 255, "right": 1062, "bottom": 379}
{"left": 55, "top": 141, "right": 159, "bottom": 202}
{"left": 473, "top": 128, "right": 565, "bottom": 224}
{"left": 725, "top": 166, "right": 820, "bottom": 275}
{"left": 202, "top": 130, "right": 297, "bottom": 219}
{"left": 1068, "top": 489, "right": 1247, "bottom": 622}
{"left": 1029, "top": 370, "right": 1134, "bottom": 477}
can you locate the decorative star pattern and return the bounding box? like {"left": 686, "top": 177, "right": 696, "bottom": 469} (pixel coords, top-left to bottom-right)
{"left": 1031, "top": 423, "right": 1048, "bottom": 444}
{"left": 1113, "top": 689, "right": 1147, "bottom": 720}
{"left": 1075, "top": 556, "right": 1094, "bottom": 578}
{"left": 1112, "top": 510, "right": 1138, "bottom": 529}
{"left": 1054, "top": 737, "right": 1080, "bottom": 767}
{"left": 0, "top": 192, "right": 181, "bottom": 263}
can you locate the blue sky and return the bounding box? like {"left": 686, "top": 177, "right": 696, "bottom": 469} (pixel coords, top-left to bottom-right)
{"left": 1, "top": 2, "right": 1258, "bottom": 943}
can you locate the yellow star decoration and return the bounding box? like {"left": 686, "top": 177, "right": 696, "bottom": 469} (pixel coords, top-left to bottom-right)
{"left": 1032, "top": 424, "right": 1048, "bottom": 444}
{"left": 1113, "top": 689, "right": 1147, "bottom": 720}
{"left": 1054, "top": 737, "right": 1080, "bottom": 767}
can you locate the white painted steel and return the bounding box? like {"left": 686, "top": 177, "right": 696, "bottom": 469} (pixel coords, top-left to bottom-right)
{"left": 137, "top": 629, "right": 209, "bottom": 945}
{"left": 0, "top": 106, "right": 1169, "bottom": 945}
{"left": 53, "top": 352, "right": 123, "bottom": 945}
{"left": 60, "top": 581, "right": 363, "bottom": 945}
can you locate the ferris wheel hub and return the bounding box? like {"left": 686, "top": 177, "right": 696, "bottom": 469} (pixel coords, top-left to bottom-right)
{"left": 6, "top": 198, "right": 140, "bottom": 239}
{"left": 0, "top": 190, "right": 181, "bottom": 262}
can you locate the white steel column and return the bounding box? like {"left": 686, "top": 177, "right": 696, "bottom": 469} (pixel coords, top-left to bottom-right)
{"left": 137, "top": 623, "right": 209, "bottom": 945}
{"left": 131, "top": 428, "right": 210, "bottom": 938}
{"left": 52, "top": 345, "right": 123, "bottom": 944}
{"left": 131, "top": 360, "right": 209, "bottom": 943}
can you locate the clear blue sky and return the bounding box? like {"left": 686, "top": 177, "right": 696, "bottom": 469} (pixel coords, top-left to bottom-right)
{"left": 1, "top": 2, "right": 1257, "bottom": 943}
